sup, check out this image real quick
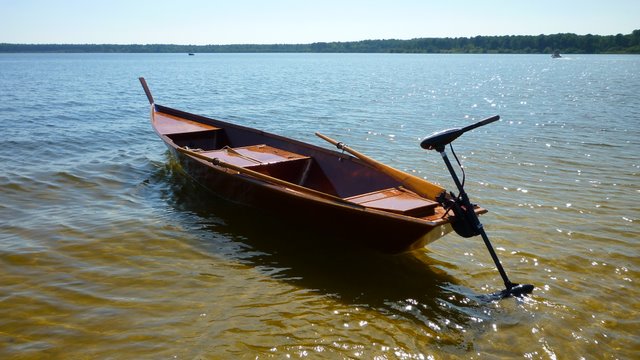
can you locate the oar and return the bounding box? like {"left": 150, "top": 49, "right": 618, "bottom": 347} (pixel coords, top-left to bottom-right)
{"left": 315, "top": 132, "right": 445, "bottom": 200}
{"left": 176, "top": 146, "right": 364, "bottom": 209}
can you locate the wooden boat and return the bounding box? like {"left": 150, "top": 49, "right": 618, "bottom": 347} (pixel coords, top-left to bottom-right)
{"left": 138, "top": 78, "right": 487, "bottom": 253}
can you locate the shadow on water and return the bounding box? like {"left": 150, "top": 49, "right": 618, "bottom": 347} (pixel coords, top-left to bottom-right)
{"left": 146, "top": 156, "right": 491, "bottom": 338}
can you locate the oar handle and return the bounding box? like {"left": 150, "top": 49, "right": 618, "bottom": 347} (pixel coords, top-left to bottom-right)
{"left": 315, "top": 132, "right": 345, "bottom": 149}
{"left": 176, "top": 146, "right": 363, "bottom": 209}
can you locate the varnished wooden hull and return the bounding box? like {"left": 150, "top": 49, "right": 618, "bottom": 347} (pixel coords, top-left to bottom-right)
{"left": 174, "top": 148, "right": 454, "bottom": 253}
{"left": 144, "top": 95, "right": 480, "bottom": 253}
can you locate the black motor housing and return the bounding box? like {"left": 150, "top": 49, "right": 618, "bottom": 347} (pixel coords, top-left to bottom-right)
{"left": 438, "top": 192, "right": 481, "bottom": 238}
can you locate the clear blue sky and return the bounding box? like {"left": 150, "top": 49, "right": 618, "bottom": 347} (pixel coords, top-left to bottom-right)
{"left": 1, "top": 0, "right": 638, "bottom": 45}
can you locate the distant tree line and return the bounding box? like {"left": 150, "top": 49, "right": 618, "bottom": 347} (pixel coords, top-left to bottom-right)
{"left": 2, "top": 30, "right": 639, "bottom": 54}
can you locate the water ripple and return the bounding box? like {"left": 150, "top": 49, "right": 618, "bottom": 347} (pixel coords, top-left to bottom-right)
{"left": 1, "top": 53, "right": 638, "bottom": 359}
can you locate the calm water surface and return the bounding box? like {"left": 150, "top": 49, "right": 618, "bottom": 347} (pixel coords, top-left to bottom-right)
{"left": 1, "top": 53, "right": 638, "bottom": 359}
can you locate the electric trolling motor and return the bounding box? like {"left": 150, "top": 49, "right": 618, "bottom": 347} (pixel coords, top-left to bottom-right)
{"left": 421, "top": 115, "right": 534, "bottom": 299}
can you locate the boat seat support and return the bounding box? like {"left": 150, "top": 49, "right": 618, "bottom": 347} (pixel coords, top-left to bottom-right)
{"left": 199, "top": 144, "right": 312, "bottom": 184}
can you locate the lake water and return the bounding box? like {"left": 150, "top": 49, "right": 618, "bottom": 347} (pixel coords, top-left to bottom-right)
{"left": 0, "top": 53, "right": 638, "bottom": 359}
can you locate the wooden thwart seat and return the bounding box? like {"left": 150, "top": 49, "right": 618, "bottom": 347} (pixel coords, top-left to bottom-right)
{"left": 345, "top": 188, "right": 438, "bottom": 217}
{"left": 199, "top": 144, "right": 312, "bottom": 184}
{"left": 198, "top": 144, "right": 309, "bottom": 166}
{"left": 155, "top": 111, "right": 226, "bottom": 151}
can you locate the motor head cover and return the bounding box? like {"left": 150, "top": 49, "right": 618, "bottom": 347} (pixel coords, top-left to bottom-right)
{"left": 420, "top": 128, "right": 463, "bottom": 152}
{"left": 420, "top": 115, "right": 500, "bottom": 152}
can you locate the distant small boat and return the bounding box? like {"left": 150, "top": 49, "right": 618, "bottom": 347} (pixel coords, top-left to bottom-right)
{"left": 188, "top": 53, "right": 195, "bottom": 56}
{"left": 551, "top": 50, "right": 562, "bottom": 58}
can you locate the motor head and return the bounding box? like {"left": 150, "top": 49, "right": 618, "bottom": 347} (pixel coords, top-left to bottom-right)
{"left": 420, "top": 115, "right": 500, "bottom": 152}
{"left": 420, "top": 128, "right": 463, "bottom": 152}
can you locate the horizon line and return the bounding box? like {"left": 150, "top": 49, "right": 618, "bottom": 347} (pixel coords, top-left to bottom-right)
{"left": 2, "top": 29, "right": 638, "bottom": 47}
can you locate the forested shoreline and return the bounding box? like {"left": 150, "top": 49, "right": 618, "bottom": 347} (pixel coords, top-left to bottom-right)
{"left": 2, "top": 30, "right": 639, "bottom": 54}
